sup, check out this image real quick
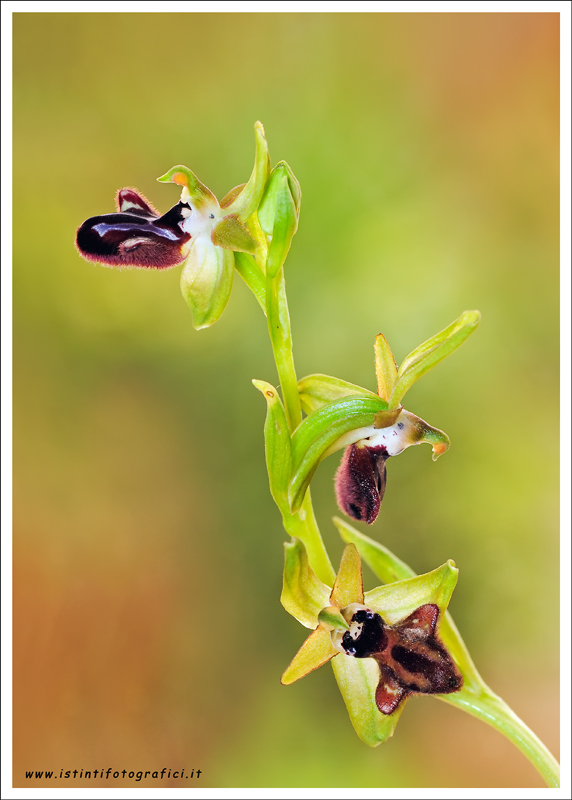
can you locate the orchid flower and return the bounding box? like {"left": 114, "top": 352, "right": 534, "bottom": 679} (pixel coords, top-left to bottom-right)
{"left": 76, "top": 122, "right": 269, "bottom": 329}
{"left": 292, "top": 311, "right": 480, "bottom": 524}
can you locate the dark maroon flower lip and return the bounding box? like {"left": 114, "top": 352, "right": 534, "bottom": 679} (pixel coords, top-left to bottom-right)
{"left": 334, "top": 442, "right": 388, "bottom": 524}
{"left": 75, "top": 199, "right": 191, "bottom": 270}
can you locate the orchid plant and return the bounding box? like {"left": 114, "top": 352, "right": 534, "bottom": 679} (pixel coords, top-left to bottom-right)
{"left": 76, "top": 122, "right": 559, "bottom": 787}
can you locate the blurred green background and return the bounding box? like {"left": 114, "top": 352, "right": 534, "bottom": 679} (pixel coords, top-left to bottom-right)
{"left": 13, "top": 12, "right": 559, "bottom": 789}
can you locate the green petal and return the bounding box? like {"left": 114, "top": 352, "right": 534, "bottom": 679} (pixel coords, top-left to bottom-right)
{"left": 288, "top": 395, "right": 387, "bottom": 513}
{"left": 331, "top": 655, "right": 406, "bottom": 746}
{"left": 180, "top": 239, "right": 234, "bottom": 330}
{"left": 252, "top": 380, "right": 292, "bottom": 515}
{"left": 298, "top": 373, "right": 379, "bottom": 415}
{"left": 281, "top": 628, "right": 337, "bottom": 685}
{"left": 223, "top": 121, "right": 270, "bottom": 222}
{"left": 389, "top": 310, "right": 481, "bottom": 409}
{"left": 317, "top": 606, "right": 349, "bottom": 631}
{"left": 280, "top": 539, "right": 331, "bottom": 629}
{"left": 330, "top": 543, "right": 364, "bottom": 608}
{"left": 374, "top": 333, "right": 398, "bottom": 402}
{"left": 212, "top": 214, "right": 258, "bottom": 254}
{"left": 156, "top": 165, "right": 218, "bottom": 211}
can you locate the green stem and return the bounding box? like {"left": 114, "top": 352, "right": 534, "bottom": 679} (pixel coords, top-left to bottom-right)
{"left": 441, "top": 687, "right": 560, "bottom": 788}
{"left": 266, "top": 269, "right": 302, "bottom": 432}
{"left": 280, "top": 491, "right": 336, "bottom": 585}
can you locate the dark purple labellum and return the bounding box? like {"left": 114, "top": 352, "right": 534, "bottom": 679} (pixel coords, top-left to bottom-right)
{"left": 334, "top": 442, "right": 388, "bottom": 524}
{"left": 340, "top": 604, "right": 463, "bottom": 715}
{"left": 76, "top": 190, "right": 191, "bottom": 270}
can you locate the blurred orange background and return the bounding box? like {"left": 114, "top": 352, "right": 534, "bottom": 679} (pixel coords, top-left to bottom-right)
{"left": 13, "top": 12, "right": 559, "bottom": 788}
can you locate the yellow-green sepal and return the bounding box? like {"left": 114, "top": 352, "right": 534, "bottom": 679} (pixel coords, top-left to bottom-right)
{"left": 253, "top": 380, "right": 292, "bottom": 515}
{"left": 281, "top": 628, "right": 337, "bottom": 685}
{"left": 298, "top": 373, "right": 379, "bottom": 415}
{"left": 374, "top": 333, "right": 398, "bottom": 402}
{"left": 389, "top": 310, "right": 481, "bottom": 409}
{"left": 280, "top": 539, "right": 331, "bottom": 629}
{"left": 330, "top": 543, "right": 364, "bottom": 608}
{"left": 288, "top": 395, "right": 387, "bottom": 513}
{"left": 364, "top": 560, "right": 459, "bottom": 626}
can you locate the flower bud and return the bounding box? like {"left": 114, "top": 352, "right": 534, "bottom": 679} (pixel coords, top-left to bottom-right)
{"left": 258, "top": 162, "right": 301, "bottom": 278}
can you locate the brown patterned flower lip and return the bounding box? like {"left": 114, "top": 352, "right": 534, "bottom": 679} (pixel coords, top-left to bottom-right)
{"left": 333, "top": 603, "right": 463, "bottom": 715}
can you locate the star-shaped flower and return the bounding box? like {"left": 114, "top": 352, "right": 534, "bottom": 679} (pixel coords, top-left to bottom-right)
{"left": 281, "top": 539, "right": 462, "bottom": 730}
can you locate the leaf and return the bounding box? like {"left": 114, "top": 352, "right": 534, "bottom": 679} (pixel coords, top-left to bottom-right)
{"left": 281, "top": 628, "right": 337, "bottom": 685}
{"left": 253, "top": 380, "right": 292, "bottom": 515}
{"left": 288, "top": 395, "right": 387, "bottom": 514}
{"left": 389, "top": 310, "right": 481, "bottom": 409}
{"left": 298, "top": 373, "right": 379, "bottom": 415}
{"left": 374, "top": 333, "right": 398, "bottom": 401}
{"left": 280, "top": 539, "right": 331, "bottom": 629}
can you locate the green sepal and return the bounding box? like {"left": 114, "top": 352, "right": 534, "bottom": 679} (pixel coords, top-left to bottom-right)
{"left": 317, "top": 606, "right": 349, "bottom": 631}
{"left": 258, "top": 160, "right": 301, "bottom": 235}
{"left": 211, "top": 214, "right": 258, "bottom": 254}
{"left": 288, "top": 395, "right": 387, "bottom": 514}
{"left": 179, "top": 239, "right": 234, "bottom": 330}
{"left": 280, "top": 539, "right": 331, "bottom": 629}
{"left": 252, "top": 379, "right": 292, "bottom": 514}
{"left": 224, "top": 121, "right": 270, "bottom": 222}
{"left": 330, "top": 543, "right": 364, "bottom": 609}
{"left": 334, "top": 517, "right": 484, "bottom": 690}
{"left": 389, "top": 310, "right": 481, "bottom": 409}
{"left": 156, "top": 164, "right": 217, "bottom": 210}
{"left": 281, "top": 628, "right": 337, "bottom": 685}
{"left": 364, "top": 560, "right": 459, "bottom": 627}
{"left": 298, "top": 373, "right": 379, "bottom": 415}
{"left": 374, "top": 333, "right": 398, "bottom": 402}
{"left": 331, "top": 655, "right": 406, "bottom": 746}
